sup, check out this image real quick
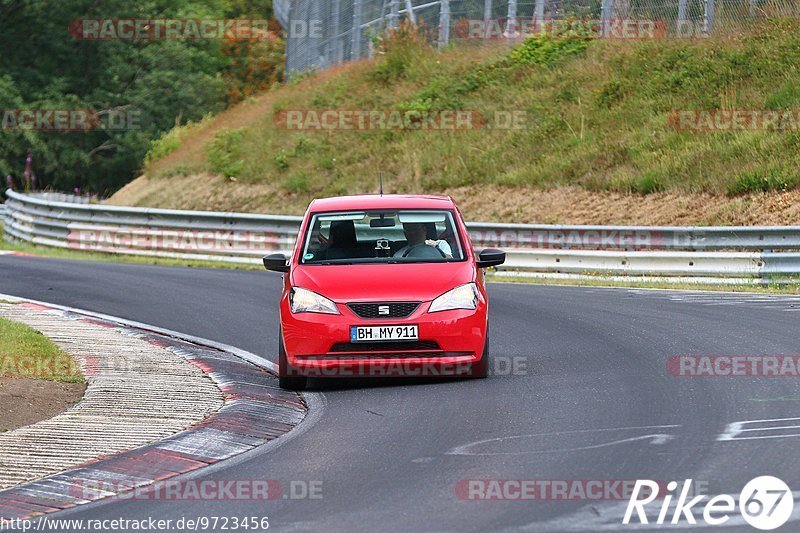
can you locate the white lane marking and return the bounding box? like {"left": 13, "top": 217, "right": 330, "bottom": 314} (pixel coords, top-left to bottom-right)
{"left": 447, "top": 425, "right": 680, "bottom": 456}
{"left": 627, "top": 290, "right": 800, "bottom": 312}
{"left": 719, "top": 417, "right": 800, "bottom": 442}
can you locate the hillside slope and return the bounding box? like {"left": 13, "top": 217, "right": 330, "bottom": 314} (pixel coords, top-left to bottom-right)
{"left": 112, "top": 20, "right": 800, "bottom": 225}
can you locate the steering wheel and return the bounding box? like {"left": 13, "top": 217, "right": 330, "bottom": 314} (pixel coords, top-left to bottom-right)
{"left": 404, "top": 243, "right": 446, "bottom": 258}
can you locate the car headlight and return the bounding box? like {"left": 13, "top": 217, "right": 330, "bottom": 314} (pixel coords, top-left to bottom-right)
{"left": 429, "top": 283, "right": 479, "bottom": 313}
{"left": 290, "top": 287, "right": 340, "bottom": 315}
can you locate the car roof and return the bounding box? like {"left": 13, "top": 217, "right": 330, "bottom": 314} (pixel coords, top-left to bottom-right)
{"left": 308, "top": 194, "right": 457, "bottom": 213}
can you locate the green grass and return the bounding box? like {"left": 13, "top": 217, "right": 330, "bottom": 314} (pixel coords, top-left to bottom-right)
{"left": 0, "top": 317, "right": 84, "bottom": 383}
{"left": 144, "top": 18, "right": 800, "bottom": 202}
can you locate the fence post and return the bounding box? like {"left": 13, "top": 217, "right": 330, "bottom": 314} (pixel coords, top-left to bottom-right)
{"left": 677, "top": 0, "right": 687, "bottom": 24}
{"left": 704, "top": 0, "right": 715, "bottom": 34}
{"left": 749, "top": 0, "right": 756, "bottom": 17}
{"left": 439, "top": 0, "right": 451, "bottom": 47}
{"left": 405, "top": 0, "right": 417, "bottom": 24}
{"left": 352, "top": 0, "right": 363, "bottom": 59}
{"left": 389, "top": 0, "right": 400, "bottom": 29}
{"left": 676, "top": 0, "right": 688, "bottom": 37}
{"left": 484, "top": 0, "right": 492, "bottom": 21}
{"left": 506, "top": 0, "right": 518, "bottom": 37}
{"left": 298, "top": 0, "right": 312, "bottom": 71}
{"left": 285, "top": 0, "right": 298, "bottom": 73}
{"left": 332, "top": 0, "right": 342, "bottom": 64}
{"left": 534, "top": 0, "right": 545, "bottom": 31}
{"left": 309, "top": 0, "right": 323, "bottom": 69}
{"left": 600, "top": 0, "right": 614, "bottom": 38}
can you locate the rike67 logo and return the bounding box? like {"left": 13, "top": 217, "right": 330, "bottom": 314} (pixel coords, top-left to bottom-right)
{"left": 623, "top": 477, "right": 794, "bottom": 530}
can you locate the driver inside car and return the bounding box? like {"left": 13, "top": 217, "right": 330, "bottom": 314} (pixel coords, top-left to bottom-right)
{"left": 393, "top": 222, "right": 452, "bottom": 258}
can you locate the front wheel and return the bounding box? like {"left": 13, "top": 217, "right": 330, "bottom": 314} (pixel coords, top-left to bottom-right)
{"left": 279, "top": 330, "right": 307, "bottom": 391}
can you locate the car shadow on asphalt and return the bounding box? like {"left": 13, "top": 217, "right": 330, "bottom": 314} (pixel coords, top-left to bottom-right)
{"left": 302, "top": 376, "right": 476, "bottom": 391}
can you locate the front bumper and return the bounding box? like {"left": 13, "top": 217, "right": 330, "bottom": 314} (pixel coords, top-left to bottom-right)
{"left": 281, "top": 300, "right": 487, "bottom": 378}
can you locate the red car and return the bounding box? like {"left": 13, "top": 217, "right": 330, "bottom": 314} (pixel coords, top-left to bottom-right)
{"left": 263, "top": 194, "right": 505, "bottom": 390}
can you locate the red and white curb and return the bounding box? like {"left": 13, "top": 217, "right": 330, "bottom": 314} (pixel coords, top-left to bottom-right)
{"left": 0, "top": 295, "right": 307, "bottom": 520}
{"left": 0, "top": 302, "right": 224, "bottom": 488}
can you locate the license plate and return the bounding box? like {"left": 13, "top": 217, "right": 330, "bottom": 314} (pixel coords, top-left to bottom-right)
{"left": 350, "top": 325, "right": 419, "bottom": 343}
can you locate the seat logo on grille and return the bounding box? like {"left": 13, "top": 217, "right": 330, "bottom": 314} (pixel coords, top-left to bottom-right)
{"left": 378, "top": 305, "right": 390, "bottom": 316}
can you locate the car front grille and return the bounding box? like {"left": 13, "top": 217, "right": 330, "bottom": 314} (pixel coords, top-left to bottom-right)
{"left": 347, "top": 302, "right": 420, "bottom": 319}
{"left": 330, "top": 341, "right": 441, "bottom": 353}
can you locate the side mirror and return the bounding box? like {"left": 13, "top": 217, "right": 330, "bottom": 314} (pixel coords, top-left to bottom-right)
{"left": 476, "top": 248, "right": 506, "bottom": 269}
{"left": 263, "top": 253, "right": 290, "bottom": 273}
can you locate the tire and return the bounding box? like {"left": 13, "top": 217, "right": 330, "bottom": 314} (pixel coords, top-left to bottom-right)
{"left": 278, "top": 330, "right": 307, "bottom": 391}
{"left": 472, "top": 333, "right": 489, "bottom": 379}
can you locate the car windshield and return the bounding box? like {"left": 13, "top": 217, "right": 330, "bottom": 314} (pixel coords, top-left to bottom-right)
{"left": 300, "top": 210, "right": 465, "bottom": 264}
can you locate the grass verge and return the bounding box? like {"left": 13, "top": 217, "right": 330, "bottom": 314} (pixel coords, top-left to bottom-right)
{"left": 0, "top": 316, "right": 84, "bottom": 383}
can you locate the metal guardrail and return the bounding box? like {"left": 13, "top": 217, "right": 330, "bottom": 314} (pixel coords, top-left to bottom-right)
{"left": 3, "top": 189, "right": 800, "bottom": 279}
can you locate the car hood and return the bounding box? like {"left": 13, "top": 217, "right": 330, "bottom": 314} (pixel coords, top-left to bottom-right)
{"left": 290, "top": 263, "right": 475, "bottom": 303}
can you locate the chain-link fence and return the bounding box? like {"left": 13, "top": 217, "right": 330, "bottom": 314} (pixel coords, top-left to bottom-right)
{"left": 274, "top": 0, "right": 800, "bottom": 74}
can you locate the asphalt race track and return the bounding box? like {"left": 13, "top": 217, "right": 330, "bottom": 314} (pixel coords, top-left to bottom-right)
{"left": 2, "top": 254, "right": 800, "bottom": 532}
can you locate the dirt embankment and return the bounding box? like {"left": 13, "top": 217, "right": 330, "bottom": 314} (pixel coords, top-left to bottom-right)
{"left": 111, "top": 173, "right": 800, "bottom": 226}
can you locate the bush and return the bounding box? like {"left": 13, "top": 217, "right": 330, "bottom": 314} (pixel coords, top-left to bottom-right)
{"left": 509, "top": 35, "right": 590, "bottom": 67}
{"left": 145, "top": 116, "right": 213, "bottom": 168}
{"left": 371, "top": 21, "right": 433, "bottom": 84}
{"left": 207, "top": 128, "right": 246, "bottom": 178}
